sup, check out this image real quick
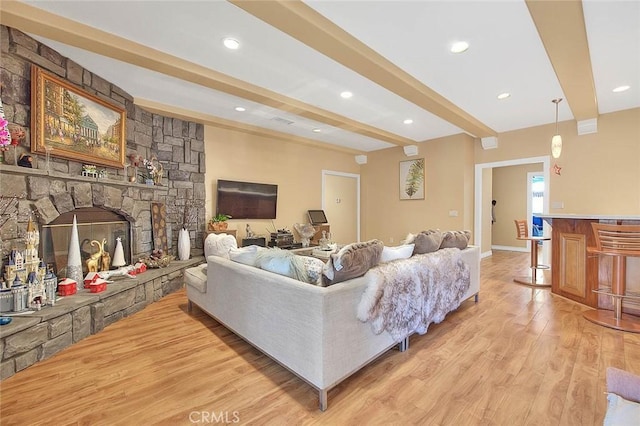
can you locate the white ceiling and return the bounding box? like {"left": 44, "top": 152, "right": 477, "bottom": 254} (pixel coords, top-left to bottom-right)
{"left": 15, "top": 0, "right": 640, "bottom": 152}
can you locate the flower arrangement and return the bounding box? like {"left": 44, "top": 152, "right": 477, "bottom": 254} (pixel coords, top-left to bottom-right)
{"left": 129, "top": 154, "right": 163, "bottom": 184}
{"left": 0, "top": 100, "right": 9, "bottom": 152}
{"left": 208, "top": 213, "right": 232, "bottom": 231}
{"left": 0, "top": 117, "right": 10, "bottom": 152}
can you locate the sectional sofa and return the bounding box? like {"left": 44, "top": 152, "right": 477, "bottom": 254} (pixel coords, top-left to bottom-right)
{"left": 185, "top": 237, "right": 480, "bottom": 410}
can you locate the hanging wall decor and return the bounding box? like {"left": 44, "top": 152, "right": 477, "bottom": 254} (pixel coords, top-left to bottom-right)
{"left": 30, "top": 65, "right": 126, "bottom": 168}
{"left": 399, "top": 158, "right": 425, "bottom": 200}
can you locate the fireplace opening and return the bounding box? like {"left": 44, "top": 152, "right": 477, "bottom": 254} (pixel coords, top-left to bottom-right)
{"left": 40, "top": 207, "right": 132, "bottom": 277}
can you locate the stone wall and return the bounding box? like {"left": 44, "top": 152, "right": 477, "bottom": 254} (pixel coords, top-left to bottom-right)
{"left": 0, "top": 25, "right": 206, "bottom": 258}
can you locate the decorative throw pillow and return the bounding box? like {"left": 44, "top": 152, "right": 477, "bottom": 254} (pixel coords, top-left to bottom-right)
{"left": 380, "top": 244, "right": 415, "bottom": 263}
{"left": 603, "top": 393, "right": 640, "bottom": 426}
{"left": 299, "top": 256, "right": 325, "bottom": 286}
{"left": 253, "top": 249, "right": 325, "bottom": 285}
{"left": 440, "top": 230, "right": 471, "bottom": 249}
{"left": 322, "top": 239, "right": 383, "bottom": 286}
{"left": 204, "top": 232, "right": 238, "bottom": 259}
{"left": 255, "top": 248, "right": 295, "bottom": 276}
{"left": 413, "top": 229, "right": 442, "bottom": 254}
{"left": 229, "top": 245, "right": 266, "bottom": 266}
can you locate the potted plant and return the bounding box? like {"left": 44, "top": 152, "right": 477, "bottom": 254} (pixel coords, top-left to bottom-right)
{"left": 209, "top": 213, "right": 231, "bottom": 231}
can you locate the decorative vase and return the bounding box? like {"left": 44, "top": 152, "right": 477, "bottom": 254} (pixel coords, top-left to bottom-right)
{"left": 178, "top": 228, "right": 190, "bottom": 260}
{"left": 66, "top": 215, "right": 83, "bottom": 284}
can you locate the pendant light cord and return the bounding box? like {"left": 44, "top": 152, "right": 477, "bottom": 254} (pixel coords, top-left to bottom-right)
{"left": 553, "top": 98, "right": 562, "bottom": 134}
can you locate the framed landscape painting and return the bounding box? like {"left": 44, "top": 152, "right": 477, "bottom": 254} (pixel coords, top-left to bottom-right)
{"left": 399, "top": 158, "right": 425, "bottom": 200}
{"left": 31, "top": 65, "right": 126, "bottom": 168}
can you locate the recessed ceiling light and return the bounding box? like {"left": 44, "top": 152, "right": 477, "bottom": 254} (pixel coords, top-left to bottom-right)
{"left": 613, "top": 85, "right": 630, "bottom": 93}
{"left": 497, "top": 92, "right": 511, "bottom": 100}
{"left": 223, "top": 38, "right": 240, "bottom": 50}
{"left": 234, "top": 106, "right": 246, "bottom": 112}
{"left": 312, "top": 128, "right": 322, "bottom": 133}
{"left": 340, "top": 91, "right": 353, "bottom": 99}
{"left": 403, "top": 119, "right": 413, "bottom": 124}
{"left": 450, "top": 41, "right": 469, "bottom": 54}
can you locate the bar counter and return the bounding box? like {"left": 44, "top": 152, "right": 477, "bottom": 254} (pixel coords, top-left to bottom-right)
{"left": 538, "top": 214, "right": 640, "bottom": 314}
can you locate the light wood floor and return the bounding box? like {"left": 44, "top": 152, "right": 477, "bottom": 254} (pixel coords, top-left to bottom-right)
{"left": 1, "top": 250, "right": 639, "bottom": 425}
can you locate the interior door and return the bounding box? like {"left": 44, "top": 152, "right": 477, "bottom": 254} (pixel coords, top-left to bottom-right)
{"left": 322, "top": 172, "right": 359, "bottom": 244}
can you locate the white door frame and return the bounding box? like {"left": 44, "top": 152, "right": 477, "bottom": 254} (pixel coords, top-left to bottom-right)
{"left": 322, "top": 170, "right": 361, "bottom": 242}
{"left": 474, "top": 156, "right": 550, "bottom": 260}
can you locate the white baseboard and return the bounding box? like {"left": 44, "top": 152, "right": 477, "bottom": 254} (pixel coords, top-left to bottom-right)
{"left": 491, "top": 245, "right": 528, "bottom": 253}
{"left": 481, "top": 250, "right": 492, "bottom": 258}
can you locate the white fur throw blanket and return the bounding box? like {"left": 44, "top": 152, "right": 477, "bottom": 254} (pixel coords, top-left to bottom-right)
{"left": 357, "top": 248, "right": 470, "bottom": 340}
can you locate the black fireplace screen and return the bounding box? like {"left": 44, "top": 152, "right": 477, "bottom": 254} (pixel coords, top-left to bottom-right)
{"left": 40, "top": 208, "right": 131, "bottom": 277}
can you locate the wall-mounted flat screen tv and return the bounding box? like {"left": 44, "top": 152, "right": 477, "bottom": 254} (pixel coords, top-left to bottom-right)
{"left": 216, "top": 179, "right": 278, "bottom": 219}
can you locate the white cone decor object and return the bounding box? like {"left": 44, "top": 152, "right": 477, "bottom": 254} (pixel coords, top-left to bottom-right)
{"left": 178, "top": 228, "right": 190, "bottom": 261}
{"left": 112, "top": 237, "right": 126, "bottom": 267}
{"left": 66, "top": 215, "right": 83, "bottom": 284}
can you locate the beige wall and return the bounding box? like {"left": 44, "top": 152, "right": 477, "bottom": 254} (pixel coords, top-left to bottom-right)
{"left": 476, "top": 108, "right": 640, "bottom": 215}
{"left": 204, "top": 126, "right": 359, "bottom": 242}
{"left": 361, "top": 133, "right": 476, "bottom": 245}
{"left": 203, "top": 108, "right": 638, "bottom": 249}
{"left": 491, "top": 164, "right": 543, "bottom": 248}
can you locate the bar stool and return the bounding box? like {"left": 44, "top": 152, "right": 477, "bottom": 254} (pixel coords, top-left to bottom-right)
{"left": 583, "top": 223, "right": 640, "bottom": 333}
{"left": 513, "top": 219, "right": 551, "bottom": 287}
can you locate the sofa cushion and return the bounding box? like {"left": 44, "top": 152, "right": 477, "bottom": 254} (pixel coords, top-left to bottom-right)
{"left": 413, "top": 229, "right": 443, "bottom": 254}
{"left": 604, "top": 393, "right": 640, "bottom": 426}
{"left": 440, "top": 230, "right": 471, "bottom": 249}
{"left": 185, "top": 264, "right": 207, "bottom": 293}
{"left": 204, "top": 232, "right": 237, "bottom": 258}
{"left": 380, "top": 244, "right": 415, "bottom": 263}
{"left": 229, "top": 245, "right": 266, "bottom": 266}
{"left": 323, "top": 239, "right": 383, "bottom": 286}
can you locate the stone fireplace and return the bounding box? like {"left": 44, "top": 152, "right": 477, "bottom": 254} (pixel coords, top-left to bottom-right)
{"left": 41, "top": 207, "right": 131, "bottom": 277}
{"left": 0, "top": 24, "right": 208, "bottom": 381}
{"left": 0, "top": 25, "right": 207, "bottom": 270}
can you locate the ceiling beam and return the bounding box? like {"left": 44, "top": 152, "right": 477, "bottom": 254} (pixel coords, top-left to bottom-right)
{"left": 231, "top": 0, "right": 497, "bottom": 138}
{"left": 0, "top": 1, "right": 413, "bottom": 148}
{"left": 135, "top": 99, "right": 364, "bottom": 155}
{"left": 526, "top": 0, "right": 598, "bottom": 120}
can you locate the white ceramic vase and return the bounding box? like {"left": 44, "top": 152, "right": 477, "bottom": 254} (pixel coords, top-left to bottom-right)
{"left": 178, "top": 228, "right": 190, "bottom": 260}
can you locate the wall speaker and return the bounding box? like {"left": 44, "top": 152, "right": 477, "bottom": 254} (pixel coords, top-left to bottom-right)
{"left": 481, "top": 136, "right": 498, "bottom": 150}
{"left": 403, "top": 145, "right": 419, "bottom": 156}
{"left": 355, "top": 155, "right": 367, "bottom": 165}
{"left": 577, "top": 118, "right": 597, "bottom": 135}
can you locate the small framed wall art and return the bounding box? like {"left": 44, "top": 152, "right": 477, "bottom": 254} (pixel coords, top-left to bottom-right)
{"left": 399, "top": 158, "right": 425, "bottom": 200}
{"left": 31, "top": 65, "right": 126, "bottom": 168}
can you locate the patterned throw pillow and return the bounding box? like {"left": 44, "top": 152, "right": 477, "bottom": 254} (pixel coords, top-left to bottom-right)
{"left": 413, "top": 229, "right": 443, "bottom": 254}
{"left": 322, "top": 239, "right": 383, "bottom": 286}
{"left": 439, "top": 230, "right": 471, "bottom": 249}
{"left": 300, "top": 256, "right": 325, "bottom": 286}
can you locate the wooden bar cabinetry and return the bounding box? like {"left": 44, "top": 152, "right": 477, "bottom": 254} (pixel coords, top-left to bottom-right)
{"left": 541, "top": 214, "right": 640, "bottom": 314}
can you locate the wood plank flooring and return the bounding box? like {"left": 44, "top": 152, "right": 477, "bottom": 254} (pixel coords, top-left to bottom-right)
{"left": 1, "top": 250, "right": 639, "bottom": 425}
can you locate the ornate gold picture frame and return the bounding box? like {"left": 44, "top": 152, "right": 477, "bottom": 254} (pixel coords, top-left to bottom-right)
{"left": 31, "top": 65, "right": 126, "bottom": 168}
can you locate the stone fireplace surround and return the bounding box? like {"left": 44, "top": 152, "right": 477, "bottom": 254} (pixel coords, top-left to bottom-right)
{"left": 0, "top": 26, "right": 208, "bottom": 379}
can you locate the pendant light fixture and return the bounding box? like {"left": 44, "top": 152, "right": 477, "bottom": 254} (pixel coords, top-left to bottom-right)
{"left": 551, "top": 98, "right": 563, "bottom": 159}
